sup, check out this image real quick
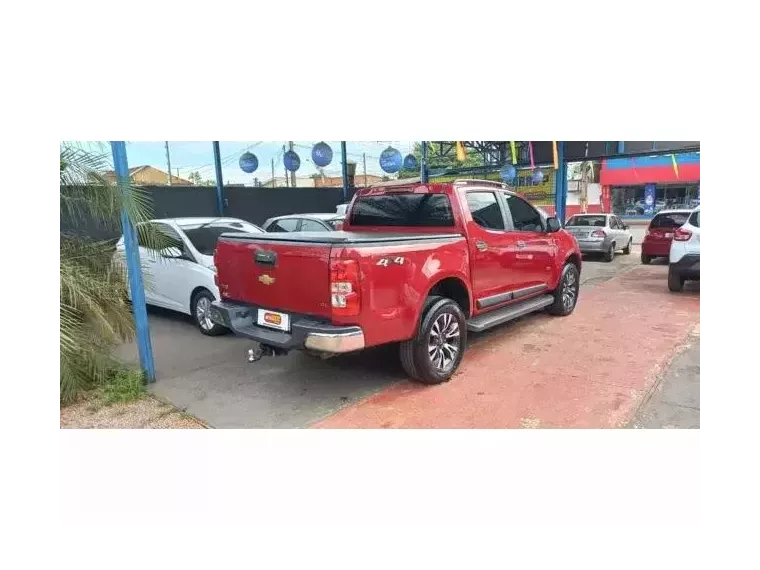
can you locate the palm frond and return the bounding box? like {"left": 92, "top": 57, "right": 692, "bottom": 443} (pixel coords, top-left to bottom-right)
{"left": 59, "top": 142, "right": 161, "bottom": 403}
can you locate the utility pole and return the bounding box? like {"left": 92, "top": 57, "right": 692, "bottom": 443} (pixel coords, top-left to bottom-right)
{"left": 288, "top": 141, "right": 296, "bottom": 187}
{"left": 340, "top": 141, "right": 349, "bottom": 202}
{"left": 271, "top": 158, "right": 275, "bottom": 188}
{"left": 176, "top": 168, "right": 180, "bottom": 181}
{"left": 282, "top": 144, "right": 289, "bottom": 187}
{"left": 165, "top": 141, "right": 172, "bottom": 185}
{"left": 363, "top": 152, "right": 367, "bottom": 187}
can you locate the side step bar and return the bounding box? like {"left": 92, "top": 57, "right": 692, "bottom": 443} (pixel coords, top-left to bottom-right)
{"left": 466, "top": 294, "right": 554, "bottom": 333}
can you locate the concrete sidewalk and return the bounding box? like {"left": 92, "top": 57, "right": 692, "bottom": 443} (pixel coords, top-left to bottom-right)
{"left": 631, "top": 325, "right": 699, "bottom": 428}
{"left": 315, "top": 265, "right": 700, "bottom": 429}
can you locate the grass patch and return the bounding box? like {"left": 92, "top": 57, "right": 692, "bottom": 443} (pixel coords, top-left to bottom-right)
{"left": 102, "top": 368, "right": 146, "bottom": 405}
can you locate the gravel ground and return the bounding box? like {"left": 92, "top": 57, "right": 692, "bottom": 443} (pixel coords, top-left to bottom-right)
{"left": 60, "top": 394, "right": 207, "bottom": 429}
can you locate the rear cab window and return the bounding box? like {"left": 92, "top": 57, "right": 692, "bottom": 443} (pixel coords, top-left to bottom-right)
{"left": 650, "top": 212, "right": 689, "bottom": 229}
{"left": 349, "top": 192, "right": 454, "bottom": 227}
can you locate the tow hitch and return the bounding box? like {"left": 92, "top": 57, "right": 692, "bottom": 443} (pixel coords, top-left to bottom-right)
{"left": 247, "top": 344, "right": 289, "bottom": 362}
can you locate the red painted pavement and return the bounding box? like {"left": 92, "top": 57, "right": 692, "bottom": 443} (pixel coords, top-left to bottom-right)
{"left": 314, "top": 265, "right": 700, "bottom": 429}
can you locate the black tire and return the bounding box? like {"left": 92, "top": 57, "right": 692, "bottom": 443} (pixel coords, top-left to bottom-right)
{"left": 668, "top": 266, "right": 684, "bottom": 292}
{"left": 641, "top": 252, "right": 652, "bottom": 265}
{"left": 605, "top": 243, "right": 615, "bottom": 262}
{"left": 547, "top": 262, "right": 580, "bottom": 316}
{"left": 191, "top": 289, "right": 227, "bottom": 336}
{"left": 623, "top": 238, "right": 632, "bottom": 255}
{"left": 400, "top": 296, "right": 467, "bottom": 385}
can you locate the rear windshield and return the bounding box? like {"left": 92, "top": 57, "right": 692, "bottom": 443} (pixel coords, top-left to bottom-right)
{"left": 182, "top": 223, "right": 263, "bottom": 255}
{"left": 349, "top": 193, "right": 454, "bottom": 227}
{"left": 567, "top": 215, "right": 606, "bottom": 227}
{"left": 650, "top": 212, "right": 689, "bottom": 229}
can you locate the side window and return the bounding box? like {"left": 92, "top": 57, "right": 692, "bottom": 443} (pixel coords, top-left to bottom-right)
{"left": 301, "top": 219, "right": 329, "bottom": 232}
{"left": 137, "top": 222, "right": 183, "bottom": 251}
{"left": 466, "top": 192, "right": 505, "bottom": 230}
{"left": 269, "top": 219, "right": 299, "bottom": 232}
{"left": 504, "top": 194, "right": 543, "bottom": 232}
{"left": 689, "top": 210, "right": 700, "bottom": 228}
{"left": 609, "top": 217, "right": 618, "bottom": 229}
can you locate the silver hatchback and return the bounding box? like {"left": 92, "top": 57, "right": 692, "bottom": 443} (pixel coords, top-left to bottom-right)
{"left": 565, "top": 213, "right": 634, "bottom": 262}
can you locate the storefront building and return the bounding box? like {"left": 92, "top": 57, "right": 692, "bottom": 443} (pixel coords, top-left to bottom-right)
{"left": 599, "top": 152, "right": 700, "bottom": 218}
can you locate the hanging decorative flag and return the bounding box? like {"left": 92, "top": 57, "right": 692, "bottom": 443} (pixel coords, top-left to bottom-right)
{"left": 500, "top": 164, "right": 517, "bottom": 183}
{"left": 510, "top": 141, "right": 517, "bottom": 165}
{"left": 528, "top": 141, "right": 535, "bottom": 169}
{"left": 403, "top": 154, "right": 418, "bottom": 170}
{"left": 671, "top": 154, "right": 679, "bottom": 178}
{"left": 239, "top": 152, "right": 259, "bottom": 173}
{"left": 379, "top": 146, "right": 402, "bottom": 173}
{"left": 456, "top": 141, "right": 467, "bottom": 162}
{"left": 283, "top": 150, "right": 301, "bottom": 172}
{"left": 532, "top": 169, "right": 544, "bottom": 184}
{"left": 552, "top": 141, "right": 559, "bottom": 170}
{"left": 311, "top": 142, "right": 333, "bottom": 167}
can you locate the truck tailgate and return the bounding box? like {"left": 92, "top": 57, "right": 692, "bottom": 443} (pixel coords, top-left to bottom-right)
{"left": 215, "top": 233, "right": 332, "bottom": 318}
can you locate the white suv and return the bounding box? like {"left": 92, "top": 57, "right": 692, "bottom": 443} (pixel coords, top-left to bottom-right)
{"left": 668, "top": 206, "right": 700, "bottom": 292}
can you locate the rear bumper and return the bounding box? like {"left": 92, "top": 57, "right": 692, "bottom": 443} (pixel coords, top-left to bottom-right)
{"left": 642, "top": 239, "right": 671, "bottom": 257}
{"left": 576, "top": 239, "right": 609, "bottom": 253}
{"left": 210, "top": 300, "right": 365, "bottom": 354}
{"left": 670, "top": 254, "right": 700, "bottom": 279}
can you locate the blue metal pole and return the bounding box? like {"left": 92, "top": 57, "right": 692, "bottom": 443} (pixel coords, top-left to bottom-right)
{"left": 420, "top": 141, "right": 429, "bottom": 183}
{"left": 110, "top": 141, "right": 156, "bottom": 382}
{"left": 212, "top": 141, "right": 224, "bottom": 215}
{"left": 617, "top": 141, "right": 625, "bottom": 154}
{"left": 340, "top": 141, "right": 349, "bottom": 202}
{"left": 554, "top": 141, "right": 567, "bottom": 223}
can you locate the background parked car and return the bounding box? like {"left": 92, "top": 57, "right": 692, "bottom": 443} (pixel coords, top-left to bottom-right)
{"left": 113, "top": 217, "right": 264, "bottom": 335}
{"left": 641, "top": 210, "right": 691, "bottom": 264}
{"left": 565, "top": 213, "right": 633, "bottom": 262}
{"left": 263, "top": 213, "right": 344, "bottom": 232}
{"left": 668, "top": 206, "right": 700, "bottom": 292}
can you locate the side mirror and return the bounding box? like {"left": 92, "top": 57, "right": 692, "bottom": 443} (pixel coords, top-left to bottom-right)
{"left": 546, "top": 217, "right": 562, "bottom": 233}
{"left": 160, "top": 246, "right": 183, "bottom": 258}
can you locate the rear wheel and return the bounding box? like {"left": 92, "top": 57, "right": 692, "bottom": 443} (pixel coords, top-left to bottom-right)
{"left": 548, "top": 262, "right": 580, "bottom": 316}
{"left": 641, "top": 252, "right": 652, "bottom": 265}
{"left": 605, "top": 243, "right": 615, "bottom": 262}
{"left": 668, "top": 266, "right": 684, "bottom": 292}
{"left": 623, "top": 238, "right": 632, "bottom": 255}
{"left": 191, "top": 289, "right": 227, "bottom": 336}
{"left": 400, "top": 297, "right": 467, "bottom": 384}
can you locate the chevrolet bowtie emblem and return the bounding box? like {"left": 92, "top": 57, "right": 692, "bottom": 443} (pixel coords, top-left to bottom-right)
{"left": 258, "top": 274, "right": 275, "bottom": 286}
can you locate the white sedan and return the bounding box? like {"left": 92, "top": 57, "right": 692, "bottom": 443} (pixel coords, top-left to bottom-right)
{"left": 113, "top": 217, "right": 264, "bottom": 335}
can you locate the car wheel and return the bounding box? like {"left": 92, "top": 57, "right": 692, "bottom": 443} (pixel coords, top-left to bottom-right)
{"left": 548, "top": 262, "right": 580, "bottom": 316}
{"left": 605, "top": 243, "right": 615, "bottom": 262}
{"left": 623, "top": 238, "right": 632, "bottom": 255}
{"left": 668, "top": 267, "right": 684, "bottom": 292}
{"left": 400, "top": 296, "right": 467, "bottom": 385}
{"left": 191, "top": 289, "right": 227, "bottom": 336}
{"left": 641, "top": 252, "right": 651, "bottom": 265}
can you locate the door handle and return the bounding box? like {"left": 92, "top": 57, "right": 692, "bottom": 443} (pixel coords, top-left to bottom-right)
{"left": 516, "top": 241, "right": 527, "bottom": 249}
{"left": 476, "top": 240, "right": 488, "bottom": 252}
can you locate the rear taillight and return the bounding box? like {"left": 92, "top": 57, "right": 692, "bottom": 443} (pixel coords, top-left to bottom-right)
{"left": 674, "top": 228, "right": 692, "bottom": 241}
{"left": 330, "top": 259, "right": 360, "bottom": 316}
{"left": 591, "top": 230, "right": 606, "bottom": 238}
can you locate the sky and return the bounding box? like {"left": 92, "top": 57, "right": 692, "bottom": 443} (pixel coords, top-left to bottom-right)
{"left": 115, "top": 141, "right": 417, "bottom": 185}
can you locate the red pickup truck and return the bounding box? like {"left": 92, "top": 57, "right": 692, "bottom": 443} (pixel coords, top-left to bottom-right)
{"left": 210, "top": 179, "right": 581, "bottom": 384}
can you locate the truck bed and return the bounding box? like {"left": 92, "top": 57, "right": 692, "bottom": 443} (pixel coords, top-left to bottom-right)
{"left": 219, "top": 230, "right": 463, "bottom": 244}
